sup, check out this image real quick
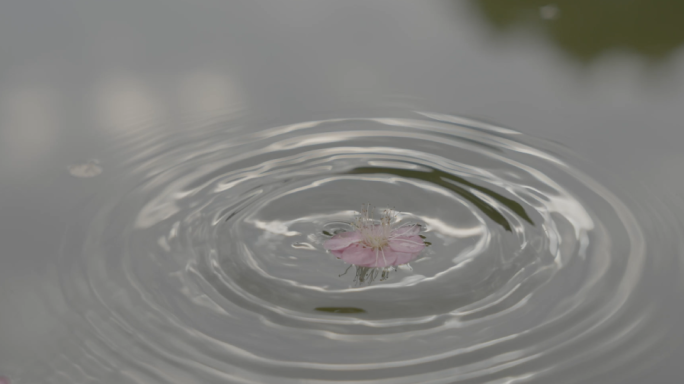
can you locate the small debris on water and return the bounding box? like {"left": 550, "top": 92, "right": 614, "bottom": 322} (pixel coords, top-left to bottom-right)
{"left": 68, "top": 159, "right": 103, "bottom": 178}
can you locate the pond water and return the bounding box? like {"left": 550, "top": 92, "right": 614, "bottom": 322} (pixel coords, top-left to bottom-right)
{"left": 1, "top": 1, "right": 684, "bottom": 383}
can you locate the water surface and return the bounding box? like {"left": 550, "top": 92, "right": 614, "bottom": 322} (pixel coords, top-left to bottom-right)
{"left": 1, "top": 1, "right": 684, "bottom": 383}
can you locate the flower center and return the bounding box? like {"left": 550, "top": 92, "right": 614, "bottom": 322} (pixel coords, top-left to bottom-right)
{"left": 358, "top": 224, "right": 391, "bottom": 249}
{"left": 362, "top": 232, "right": 389, "bottom": 249}
{"left": 353, "top": 205, "right": 395, "bottom": 250}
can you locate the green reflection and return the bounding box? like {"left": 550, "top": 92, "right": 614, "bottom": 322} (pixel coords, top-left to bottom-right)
{"left": 346, "top": 167, "right": 534, "bottom": 231}
{"left": 315, "top": 307, "right": 367, "bottom": 314}
{"left": 469, "top": 0, "right": 684, "bottom": 61}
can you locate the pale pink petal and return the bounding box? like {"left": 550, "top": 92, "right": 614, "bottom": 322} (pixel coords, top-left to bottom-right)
{"left": 391, "top": 249, "right": 420, "bottom": 265}
{"left": 390, "top": 225, "right": 421, "bottom": 237}
{"left": 323, "top": 231, "right": 363, "bottom": 251}
{"left": 369, "top": 246, "right": 397, "bottom": 267}
{"left": 330, "top": 250, "right": 344, "bottom": 258}
{"left": 340, "top": 244, "right": 376, "bottom": 266}
{"left": 389, "top": 235, "right": 425, "bottom": 253}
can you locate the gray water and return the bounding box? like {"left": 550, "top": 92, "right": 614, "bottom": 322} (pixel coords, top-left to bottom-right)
{"left": 2, "top": 1, "right": 684, "bottom": 383}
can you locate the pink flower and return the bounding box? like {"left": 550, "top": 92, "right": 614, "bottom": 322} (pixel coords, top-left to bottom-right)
{"left": 323, "top": 207, "right": 425, "bottom": 268}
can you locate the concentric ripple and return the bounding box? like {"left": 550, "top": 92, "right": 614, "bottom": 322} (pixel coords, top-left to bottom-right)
{"left": 49, "top": 111, "right": 681, "bottom": 384}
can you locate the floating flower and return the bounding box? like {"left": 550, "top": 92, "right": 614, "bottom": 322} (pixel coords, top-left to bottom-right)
{"left": 324, "top": 206, "right": 426, "bottom": 268}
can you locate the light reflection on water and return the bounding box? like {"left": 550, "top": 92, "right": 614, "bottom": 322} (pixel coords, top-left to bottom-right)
{"left": 8, "top": 111, "right": 677, "bottom": 383}
{"left": 1, "top": 1, "right": 684, "bottom": 383}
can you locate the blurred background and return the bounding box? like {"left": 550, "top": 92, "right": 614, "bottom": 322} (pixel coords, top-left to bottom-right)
{"left": 1, "top": 1, "right": 684, "bottom": 383}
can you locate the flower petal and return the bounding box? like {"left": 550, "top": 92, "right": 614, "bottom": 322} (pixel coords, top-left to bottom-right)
{"left": 390, "top": 249, "right": 420, "bottom": 265}
{"left": 323, "top": 231, "right": 363, "bottom": 251}
{"left": 390, "top": 225, "right": 421, "bottom": 237}
{"left": 340, "top": 244, "right": 376, "bottom": 266}
{"left": 388, "top": 235, "right": 425, "bottom": 253}
{"left": 371, "top": 247, "right": 398, "bottom": 267}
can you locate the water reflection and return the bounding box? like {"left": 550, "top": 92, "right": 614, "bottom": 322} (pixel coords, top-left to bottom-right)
{"left": 347, "top": 166, "right": 534, "bottom": 231}
{"left": 10, "top": 111, "right": 677, "bottom": 383}
{"left": 468, "top": 0, "right": 684, "bottom": 61}
{"left": 314, "top": 307, "right": 366, "bottom": 314}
